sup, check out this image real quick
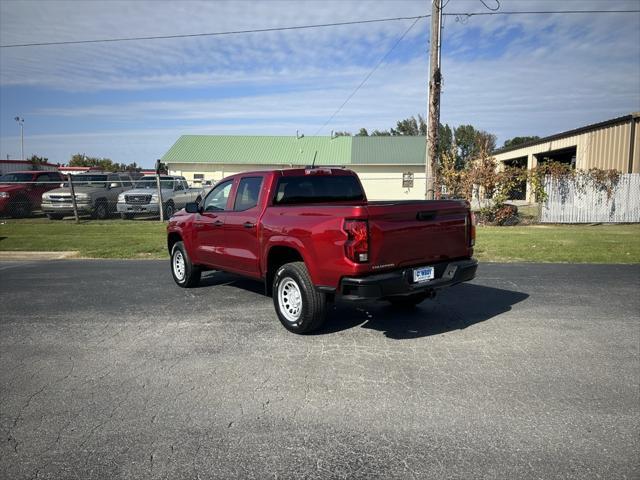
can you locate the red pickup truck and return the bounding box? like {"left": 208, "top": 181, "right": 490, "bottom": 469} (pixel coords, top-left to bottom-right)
{"left": 0, "top": 170, "right": 65, "bottom": 217}
{"left": 167, "top": 168, "right": 477, "bottom": 333}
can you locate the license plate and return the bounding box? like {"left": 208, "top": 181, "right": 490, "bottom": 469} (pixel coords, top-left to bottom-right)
{"left": 132, "top": 206, "right": 144, "bottom": 211}
{"left": 413, "top": 266, "right": 434, "bottom": 283}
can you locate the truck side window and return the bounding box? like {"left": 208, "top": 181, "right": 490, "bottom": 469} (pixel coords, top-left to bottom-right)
{"left": 203, "top": 180, "right": 233, "bottom": 212}
{"left": 120, "top": 175, "right": 132, "bottom": 187}
{"left": 234, "top": 177, "right": 263, "bottom": 211}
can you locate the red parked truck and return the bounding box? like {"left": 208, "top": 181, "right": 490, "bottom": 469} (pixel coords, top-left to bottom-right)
{"left": 167, "top": 167, "right": 477, "bottom": 334}
{"left": 0, "top": 170, "right": 65, "bottom": 217}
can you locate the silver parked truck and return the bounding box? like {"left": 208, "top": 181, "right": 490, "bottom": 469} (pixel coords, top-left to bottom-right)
{"left": 117, "top": 176, "right": 204, "bottom": 219}
{"left": 41, "top": 172, "right": 133, "bottom": 220}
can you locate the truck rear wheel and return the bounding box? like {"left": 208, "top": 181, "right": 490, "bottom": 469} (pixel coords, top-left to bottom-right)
{"left": 272, "top": 261, "right": 326, "bottom": 334}
{"left": 10, "top": 197, "right": 31, "bottom": 218}
{"left": 93, "top": 201, "right": 109, "bottom": 220}
{"left": 171, "top": 241, "right": 200, "bottom": 287}
{"left": 164, "top": 201, "right": 176, "bottom": 219}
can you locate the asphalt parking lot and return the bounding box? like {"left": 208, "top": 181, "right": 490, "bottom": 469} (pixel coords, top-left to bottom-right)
{"left": 1, "top": 261, "right": 638, "bottom": 479}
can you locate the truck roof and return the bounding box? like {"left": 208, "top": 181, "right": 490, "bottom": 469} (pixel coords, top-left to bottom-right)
{"left": 222, "top": 167, "right": 355, "bottom": 178}
{"left": 4, "top": 170, "right": 59, "bottom": 175}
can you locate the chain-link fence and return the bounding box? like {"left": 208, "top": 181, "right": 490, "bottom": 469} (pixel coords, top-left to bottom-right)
{"left": 0, "top": 172, "right": 206, "bottom": 221}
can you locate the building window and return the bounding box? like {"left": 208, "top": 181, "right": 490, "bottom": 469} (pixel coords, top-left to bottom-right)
{"left": 193, "top": 173, "right": 204, "bottom": 184}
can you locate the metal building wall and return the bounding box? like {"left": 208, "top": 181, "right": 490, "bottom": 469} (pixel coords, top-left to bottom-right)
{"left": 494, "top": 116, "right": 640, "bottom": 174}
{"left": 583, "top": 121, "right": 632, "bottom": 171}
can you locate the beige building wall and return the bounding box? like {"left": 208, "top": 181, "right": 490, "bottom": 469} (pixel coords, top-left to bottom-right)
{"left": 493, "top": 116, "right": 639, "bottom": 202}
{"left": 494, "top": 117, "right": 639, "bottom": 173}
{"left": 168, "top": 163, "right": 428, "bottom": 200}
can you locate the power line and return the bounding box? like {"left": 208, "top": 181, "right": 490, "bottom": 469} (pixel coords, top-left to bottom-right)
{"left": 312, "top": 17, "right": 422, "bottom": 137}
{"left": 0, "top": 15, "right": 428, "bottom": 48}
{"left": 2, "top": 9, "right": 637, "bottom": 48}
{"left": 445, "top": 9, "right": 640, "bottom": 17}
{"left": 479, "top": 0, "right": 501, "bottom": 12}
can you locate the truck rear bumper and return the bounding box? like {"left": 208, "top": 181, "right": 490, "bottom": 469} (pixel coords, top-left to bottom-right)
{"left": 339, "top": 258, "right": 477, "bottom": 301}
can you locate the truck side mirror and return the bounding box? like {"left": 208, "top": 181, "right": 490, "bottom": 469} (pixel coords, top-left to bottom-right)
{"left": 185, "top": 202, "right": 200, "bottom": 214}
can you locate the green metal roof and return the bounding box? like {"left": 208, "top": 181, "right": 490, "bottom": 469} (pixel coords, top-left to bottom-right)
{"left": 351, "top": 136, "right": 425, "bottom": 164}
{"left": 162, "top": 135, "right": 352, "bottom": 166}
{"left": 162, "top": 135, "right": 426, "bottom": 166}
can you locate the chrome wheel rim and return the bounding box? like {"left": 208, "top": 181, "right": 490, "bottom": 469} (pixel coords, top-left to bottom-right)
{"left": 277, "top": 277, "right": 302, "bottom": 323}
{"left": 173, "top": 250, "right": 186, "bottom": 281}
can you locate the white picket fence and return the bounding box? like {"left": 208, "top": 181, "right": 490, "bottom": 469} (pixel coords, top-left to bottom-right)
{"left": 540, "top": 173, "right": 640, "bottom": 223}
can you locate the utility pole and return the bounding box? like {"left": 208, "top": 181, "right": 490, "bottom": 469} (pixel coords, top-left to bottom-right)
{"left": 67, "top": 172, "right": 80, "bottom": 223}
{"left": 425, "top": 0, "right": 443, "bottom": 200}
{"left": 14, "top": 116, "right": 24, "bottom": 160}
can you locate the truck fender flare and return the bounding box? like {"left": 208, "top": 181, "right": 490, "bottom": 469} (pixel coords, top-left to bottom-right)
{"left": 263, "top": 237, "right": 318, "bottom": 285}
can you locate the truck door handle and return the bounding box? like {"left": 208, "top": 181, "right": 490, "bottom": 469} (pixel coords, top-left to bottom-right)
{"left": 243, "top": 222, "right": 255, "bottom": 228}
{"left": 214, "top": 220, "right": 224, "bottom": 227}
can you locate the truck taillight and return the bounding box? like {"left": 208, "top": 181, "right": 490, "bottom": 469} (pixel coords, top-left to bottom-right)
{"left": 470, "top": 212, "right": 477, "bottom": 247}
{"left": 343, "top": 219, "right": 369, "bottom": 263}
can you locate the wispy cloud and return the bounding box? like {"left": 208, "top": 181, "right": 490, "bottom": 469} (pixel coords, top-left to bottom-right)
{"left": 1, "top": 0, "right": 639, "bottom": 165}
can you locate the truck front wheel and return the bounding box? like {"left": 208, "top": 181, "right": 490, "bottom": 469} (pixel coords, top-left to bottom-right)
{"left": 272, "top": 261, "right": 326, "bottom": 334}
{"left": 171, "top": 241, "right": 201, "bottom": 287}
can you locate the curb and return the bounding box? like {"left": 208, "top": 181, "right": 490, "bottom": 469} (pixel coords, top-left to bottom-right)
{"left": 0, "top": 251, "right": 80, "bottom": 261}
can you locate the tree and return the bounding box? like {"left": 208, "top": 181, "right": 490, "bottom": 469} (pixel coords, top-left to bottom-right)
{"left": 392, "top": 115, "right": 427, "bottom": 136}
{"left": 68, "top": 154, "right": 141, "bottom": 173}
{"left": 69, "top": 154, "right": 116, "bottom": 171}
{"left": 355, "top": 128, "right": 369, "bottom": 137}
{"left": 453, "top": 125, "right": 496, "bottom": 170}
{"left": 370, "top": 129, "right": 392, "bottom": 136}
{"left": 503, "top": 136, "right": 540, "bottom": 148}
{"left": 27, "top": 155, "right": 48, "bottom": 169}
{"left": 438, "top": 123, "right": 453, "bottom": 158}
{"left": 333, "top": 131, "right": 352, "bottom": 137}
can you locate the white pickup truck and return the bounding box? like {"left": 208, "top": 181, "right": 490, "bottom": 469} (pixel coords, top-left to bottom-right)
{"left": 117, "top": 176, "right": 203, "bottom": 219}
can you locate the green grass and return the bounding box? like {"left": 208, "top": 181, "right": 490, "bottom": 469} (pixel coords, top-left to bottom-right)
{"left": 0, "top": 218, "right": 167, "bottom": 259}
{"left": 475, "top": 224, "right": 640, "bottom": 263}
{"left": 1, "top": 218, "right": 639, "bottom": 263}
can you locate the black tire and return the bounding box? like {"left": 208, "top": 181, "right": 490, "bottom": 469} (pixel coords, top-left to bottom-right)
{"left": 272, "top": 261, "right": 326, "bottom": 334}
{"left": 387, "top": 292, "right": 430, "bottom": 309}
{"left": 164, "top": 201, "right": 176, "bottom": 219}
{"left": 46, "top": 213, "right": 64, "bottom": 220}
{"left": 93, "top": 201, "right": 109, "bottom": 220}
{"left": 10, "top": 197, "right": 31, "bottom": 218}
{"left": 170, "top": 241, "right": 201, "bottom": 288}
{"left": 120, "top": 213, "right": 134, "bottom": 220}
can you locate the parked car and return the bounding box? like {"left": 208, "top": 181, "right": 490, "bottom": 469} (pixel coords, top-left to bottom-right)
{"left": 41, "top": 172, "right": 133, "bottom": 220}
{"left": 167, "top": 167, "right": 477, "bottom": 334}
{"left": 0, "top": 170, "right": 65, "bottom": 218}
{"left": 117, "top": 175, "right": 204, "bottom": 219}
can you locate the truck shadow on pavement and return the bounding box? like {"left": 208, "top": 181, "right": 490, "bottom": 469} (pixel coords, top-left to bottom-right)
{"left": 317, "top": 284, "right": 529, "bottom": 339}
{"left": 198, "top": 271, "right": 266, "bottom": 295}
{"left": 196, "top": 272, "right": 528, "bottom": 339}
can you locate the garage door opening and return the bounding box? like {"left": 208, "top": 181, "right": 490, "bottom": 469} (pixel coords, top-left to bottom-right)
{"left": 535, "top": 146, "right": 577, "bottom": 169}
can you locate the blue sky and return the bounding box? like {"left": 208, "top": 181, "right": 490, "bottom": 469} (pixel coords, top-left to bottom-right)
{"left": 1, "top": 0, "right": 639, "bottom": 168}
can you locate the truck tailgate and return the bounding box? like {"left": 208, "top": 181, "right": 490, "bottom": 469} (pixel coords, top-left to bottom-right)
{"left": 366, "top": 200, "right": 470, "bottom": 268}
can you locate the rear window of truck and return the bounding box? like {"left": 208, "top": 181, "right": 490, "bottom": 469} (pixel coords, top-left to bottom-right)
{"left": 274, "top": 175, "right": 365, "bottom": 205}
